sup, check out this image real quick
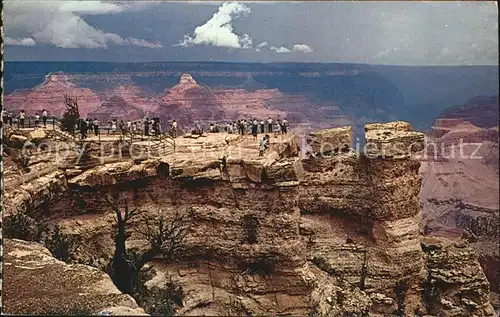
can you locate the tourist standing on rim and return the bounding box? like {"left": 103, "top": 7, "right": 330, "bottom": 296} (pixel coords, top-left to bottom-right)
{"left": 282, "top": 118, "right": 288, "bottom": 134}
{"left": 34, "top": 113, "right": 40, "bottom": 128}
{"left": 259, "top": 134, "right": 270, "bottom": 156}
{"left": 19, "top": 110, "right": 26, "bottom": 128}
{"left": 87, "top": 118, "right": 93, "bottom": 134}
{"left": 126, "top": 120, "right": 132, "bottom": 133}
{"left": 93, "top": 118, "right": 100, "bottom": 136}
{"left": 260, "top": 119, "right": 265, "bottom": 134}
{"left": 80, "top": 118, "right": 87, "bottom": 139}
{"left": 2, "top": 108, "right": 7, "bottom": 125}
{"left": 252, "top": 119, "right": 258, "bottom": 139}
{"left": 42, "top": 109, "right": 48, "bottom": 127}
{"left": 239, "top": 120, "right": 245, "bottom": 135}
{"left": 171, "top": 120, "right": 178, "bottom": 137}
{"left": 267, "top": 117, "right": 273, "bottom": 133}
{"left": 7, "top": 110, "right": 13, "bottom": 126}
{"left": 144, "top": 117, "right": 150, "bottom": 136}
{"left": 112, "top": 120, "right": 117, "bottom": 134}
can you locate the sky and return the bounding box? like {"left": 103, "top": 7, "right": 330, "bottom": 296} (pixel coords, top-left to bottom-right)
{"left": 4, "top": 1, "right": 499, "bottom": 66}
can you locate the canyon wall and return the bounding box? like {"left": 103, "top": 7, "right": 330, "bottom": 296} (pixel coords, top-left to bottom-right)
{"left": 2, "top": 121, "right": 495, "bottom": 316}
{"left": 420, "top": 99, "right": 499, "bottom": 295}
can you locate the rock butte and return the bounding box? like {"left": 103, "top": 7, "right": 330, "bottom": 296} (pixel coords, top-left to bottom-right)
{"left": 2, "top": 121, "right": 495, "bottom": 316}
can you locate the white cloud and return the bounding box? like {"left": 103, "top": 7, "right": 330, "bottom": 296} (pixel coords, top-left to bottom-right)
{"left": 270, "top": 46, "right": 291, "bottom": 53}
{"left": 177, "top": 2, "right": 253, "bottom": 49}
{"left": 58, "top": 2, "right": 126, "bottom": 14}
{"left": 4, "top": 1, "right": 162, "bottom": 49}
{"left": 257, "top": 41, "right": 269, "bottom": 48}
{"left": 5, "top": 37, "right": 36, "bottom": 46}
{"left": 292, "top": 44, "right": 314, "bottom": 53}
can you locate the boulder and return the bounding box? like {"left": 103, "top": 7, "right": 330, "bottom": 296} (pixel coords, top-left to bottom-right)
{"left": 29, "top": 129, "right": 48, "bottom": 142}
{"left": 307, "top": 126, "right": 353, "bottom": 155}
{"left": 9, "top": 134, "right": 29, "bottom": 147}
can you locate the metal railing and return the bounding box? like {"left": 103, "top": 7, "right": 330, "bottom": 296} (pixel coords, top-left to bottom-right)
{"left": 2, "top": 115, "right": 60, "bottom": 130}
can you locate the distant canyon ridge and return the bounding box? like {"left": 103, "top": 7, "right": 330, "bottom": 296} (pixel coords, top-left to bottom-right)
{"left": 4, "top": 62, "right": 498, "bottom": 134}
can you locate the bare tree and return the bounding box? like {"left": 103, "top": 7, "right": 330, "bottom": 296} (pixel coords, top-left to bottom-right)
{"left": 61, "top": 94, "right": 80, "bottom": 135}
{"left": 105, "top": 194, "right": 191, "bottom": 294}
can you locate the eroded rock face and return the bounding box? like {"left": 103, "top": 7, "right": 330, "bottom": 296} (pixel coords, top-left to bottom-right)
{"left": 2, "top": 121, "right": 494, "bottom": 316}
{"left": 420, "top": 113, "right": 499, "bottom": 294}
{"left": 421, "top": 236, "right": 495, "bottom": 316}
{"left": 2, "top": 239, "right": 148, "bottom": 316}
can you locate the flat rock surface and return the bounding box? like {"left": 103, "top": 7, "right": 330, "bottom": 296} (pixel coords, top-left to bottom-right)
{"left": 2, "top": 238, "right": 147, "bottom": 315}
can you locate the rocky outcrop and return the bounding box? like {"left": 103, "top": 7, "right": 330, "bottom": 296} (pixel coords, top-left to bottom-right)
{"left": 421, "top": 236, "right": 495, "bottom": 316}
{"left": 2, "top": 238, "right": 148, "bottom": 315}
{"left": 2, "top": 121, "right": 494, "bottom": 316}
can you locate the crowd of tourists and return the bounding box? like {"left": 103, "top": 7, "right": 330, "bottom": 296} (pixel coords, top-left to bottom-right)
{"left": 2, "top": 109, "right": 49, "bottom": 128}
{"left": 2, "top": 109, "right": 285, "bottom": 156}
{"left": 77, "top": 117, "right": 178, "bottom": 140}
{"left": 1, "top": 109, "right": 179, "bottom": 140}
{"left": 208, "top": 117, "right": 289, "bottom": 138}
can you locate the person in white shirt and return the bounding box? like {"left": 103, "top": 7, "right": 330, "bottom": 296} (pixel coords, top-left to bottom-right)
{"left": 260, "top": 120, "right": 265, "bottom": 134}
{"left": 34, "top": 113, "right": 40, "bottom": 128}
{"left": 93, "top": 118, "right": 100, "bottom": 136}
{"left": 132, "top": 121, "right": 138, "bottom": 135}
{"left": 42, "top": 109, "right": 48, "bottom": 127}
{"left": 126, "top": 120, "right": 132, "bottom": 133}
{"left": 171, "top": 120, "right": 178, "bottom": 137}
{"left": 282, "top": 118, "right": 288, "bottom": 134}
{"left": 267, "top": 117, "right": 273, "bottom": 133}
{"left": 19, "top": 110, "right": 26, "bottom": 128}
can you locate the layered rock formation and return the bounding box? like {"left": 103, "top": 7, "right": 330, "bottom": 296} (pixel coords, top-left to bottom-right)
{"left": 88, "top": 95, "right": 145, "bottom": 121}
{"left": 438, "top": 95, "right": 499, "bottom": 128}
{"left": 420, "top": 108, "right": 499, "bottom": 295}
{"left": 158, "top": 74, "right": 286, "bottom": 126}
{"left": 3, "top": 72, "right": 102, "bottom": 117}
{"left": 2, "top": 121, "right": 495, "bottom": 316}
{"left": 3, "top": 71, "right": 369, "bottom": 132}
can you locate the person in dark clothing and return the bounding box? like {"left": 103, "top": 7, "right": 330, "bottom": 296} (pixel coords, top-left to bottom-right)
{"left": 119, "top": 120, "right": 125, "bottom": 134}
{"left": 2, "top": 109, "right": 8, "bottom": 125}
{"left": 260, "top": 120, "right": 265, "bottom": 134}
{"left": 144, "top": 118, "right": 150, "bottom": 136}
{"left": 153, "top": 118, "right": 159, "bottom": 136}
{"left": 238, "top": 120, "right": 245, "bottom": 135}
{"left": 42, "top": 109, "right": 48, "bottom": 127}
{"left": 251, "top": 119, "right": 258, "bottom": 139}
{"left": 80, "top": 119, "right": 87, "bottom": 139}
{"left": 87, "top": 119, "right": 93, "bottom": 133}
